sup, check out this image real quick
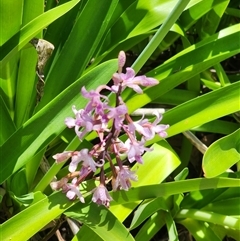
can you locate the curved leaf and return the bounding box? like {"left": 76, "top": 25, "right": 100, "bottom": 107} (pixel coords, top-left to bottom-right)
{"left": 110, "top": 177, "right": 240, "bottom": 205}
{"left": 179, "top": 218, "right": 222, "bottom": 241}
{"left": 145, "top": 81, "right": 240, "bottom": 146}
{"left": 129, "top": 197, "right": 169, "bottom": 230}
{"left": 40, "top": 0, "right": 119, "bottom": 107}
{"left": 0, "top": 0, "right": 81, "bottom": 67}
{"left": 0, "top": 192, "right": 74, "bottom": 241}
{"left": 135, "top": 210, "right": 166, "bottom": 241}
{"left": 176, "top": 209, "right": 240, "bottom": 230}
{"left": 125, "top": 24, "right": 240, "bottom": 113}
{"left": 202, "top": 197, "right": 240, "bottom": 216}
{"left": 65, "top": 202, "right": 135, "bottom": 241}
{"left": 203, "top": 129, "right": 240, "bottom": 178}
{"left": 1, "top": 177, "right": 239, "bottom": 241}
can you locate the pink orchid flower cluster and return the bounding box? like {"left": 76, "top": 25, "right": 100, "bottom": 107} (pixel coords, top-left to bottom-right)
{"left": 51, "top": 51, "right": 169, "bottom": 208}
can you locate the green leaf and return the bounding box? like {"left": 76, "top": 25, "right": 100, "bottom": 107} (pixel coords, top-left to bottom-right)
{"left": 2, "top": 177, "right": 239, "bottom": 241}
{"left": 110, "top": 177, "right": 240, "bottom": 205}
{"left": 132, "top": 141, "right": 181, "bottom": 187}
{"left": 72, "top": 225, "right": 103, "bottom": 241}
{"left": 0, "top": 0, "right": 24, "bottom": 83}
{"left": 14, "top": 1, "right": 44, "bottom": 127}
{"left": 129, "top": 197, "right": 169, "bottom": 230}
{"left": 180, "top": 187, "right": 228, "bottom": 210}
{"left": 179, "top": 218, "right": 222, "bottom": 241}
{"left": 180, "top": 173, "right": 240, "bottom": 209}
{"left": 0, "top": 0, "right": 81, "bottom": 68}
{"left": 203, "top": 129, "right": 240, "bottom": 178}
{"left": 164, "top": 212, "right": 178, "bottom": 241}
{"left": 110, "top": 141, "right": 181, "bottom": 222}
{"left": 135, "top": 210, "right": 166, "bottom": 241}
{"left": 0, "top": 59, "right": 118, "bottom": 184}
{"left": 40, "top": 0, "right": 119, "bottom": 106}
{"left": 0, "top": 95, "right": 16, "bottom": 145}
{"left": 202, "top": 197, "right": 240, "bottom": 216}
{"left": 9, "top": 168, "right": 28, "bottom": 196}
{"left": 0, "top": 0, "right": 24, "bottom": 46}
{"left": 176, "top": 209, "right": 240, "bottom": 230}
{"left": 192, "top": 120, "right": 239, "bottom": 135}
{"left": 174, "top": 168, "right": 189, "bottom": 181}
{"left": 65, "top": 201, "right": 135, "bottom": 241}
{"left": 99, "top": 0, "right": 204, "bottom": 59}
{"left": 10, "top": 192, "right": 34, "bottom": 207}
{"left": 147, "top": 81, "right": 240, "bottom": 144}
{"left": 125, "top": 24, "right": 240, "bottom": 113}
{"left": 0, "top": 192, "right": 75, "bottom": 241}
{"left": 213, "top": 186, "right": 240, "bottom": 202}
{"left": 131, "top": 0, "right": 191, "bottom": 73}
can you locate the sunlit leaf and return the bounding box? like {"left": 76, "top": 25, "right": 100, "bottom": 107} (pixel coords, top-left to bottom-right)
{"left": 203, "top": 129, "right": 240, "bottom": 178}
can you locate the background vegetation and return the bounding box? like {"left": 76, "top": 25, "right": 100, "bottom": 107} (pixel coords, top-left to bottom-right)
{"left": 0, "top": 0, "right": 239, "bottom": 240}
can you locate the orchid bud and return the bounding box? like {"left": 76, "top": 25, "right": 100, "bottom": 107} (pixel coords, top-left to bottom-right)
{"left": 118, "top": 50, "right": 126, "bottom": 73}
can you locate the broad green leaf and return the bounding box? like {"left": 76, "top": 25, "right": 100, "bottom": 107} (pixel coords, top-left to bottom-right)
{"left": 192, "top": 120, "right": 239, "bottom": 135}
{"left": 129, "top": 197, "right": 169, "bottom": 230}
{"left": 101, "top": 0, "right": 178, "bottom": 54}
{"left": 157, "top": 0, "right": 228, "bottom": 52}
{"left": 14, "top": 47, "right": 37, "bottom": 127}
{"left": 0, "top": 57, "right": 18, "bottom": 114}
{"left": 131, "top": 0, "right": 191, "bottom": 73}
{"left": 176, "top": 209, "right": 240, "bottom": 230}
{"left": 0, "top": 192, "right": 75, "bottom": 241}
{"left": 155, "top": 88, "right": 198, "bottom": 105}
{"left": 125, "top": 24, "right": 240, "bottom": 113}
{"left": 0, "top": 0, "right": 81, "bottom": 67}
{"left": 10, "top": 192, "right": 34, "bottom": 207}
{"left": 14, "top": 0, "right": 44, "bottom": 127}
{"left": 0, "top": 0, "right": 23, "bottom": 84}
{"left": 180, "top": 188, "right": 228, "bottom": 210}
{"left": 212, "top": 186, "right": 240, "bottom": 203}
{"left": 0, "top": 96, "right": 16, "bottom": 145}
{"left": 0, "top": 0, "right": 23, "bottom": 45}
{"left": 180, "top": 0, "right": 227, "bottom": 30}
{"left": 180, "top": 173, "right": 240, "bottom": 209}
{"left": 110, "top": 141, "right": 181, "bottom": 221}
{"left": 211, "top": 224, "right": 240, "bottom": 241}
{"left": 147, "top": 81, "right": 240, "bottom": 144}
{"left": 100, "top": 0, "right": 204, "bottom": 57}
{"left": 9, "top": 168, "right": 28, "bottom": 196}
{"left": 65, "top": 202, "right": 135, "bottom": 241}
{"left": 226, "top": 7, "right": 240, "bottom": 18}
{"left": 43, "top": 0, "right": 82, "bottom": 56}
{"left": 164, "top": 212, "right": 178, "bottom": 241}
{"left": 135, "top": 210, "right": 166, "bottom": 241}
{"left": 198, "top": 0, "right": 229, "bottom": 38}
{"left": 202, "top": 197, "right": 240, "bottom": 216}
{"left": 203, "top": 129, "right": 240, "bottom": 178}
{"left": 179, "top": 218, "right": 222, "bottom": 241}
{"left": 40, "top": 0, "right": 119, "bottom": 107}
{"left": 1, "top": 177, "right": 239, "bottom": 241}
{"left": 110, "top": 177, "right": 240, "bottom": 205}
{"left": 0, "top": 59, "right": 118, "bottom": 184}
{"left": 132, "top": 141, "right": 181, "bottom": 187}
{"left": 72, "top": 225, "right": 103, "bottom": 241}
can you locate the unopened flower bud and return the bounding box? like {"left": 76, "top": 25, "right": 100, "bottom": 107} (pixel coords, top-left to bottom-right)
{"left": 118, "top": 51, "right": 126, "bottom": 73}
